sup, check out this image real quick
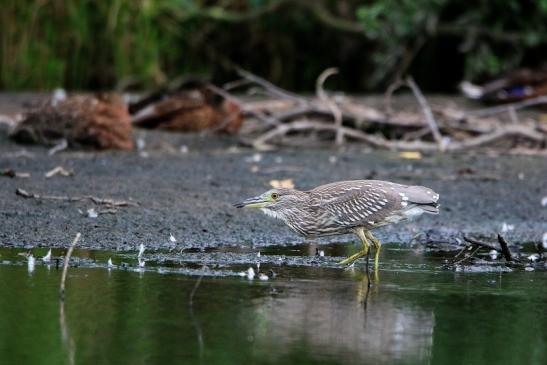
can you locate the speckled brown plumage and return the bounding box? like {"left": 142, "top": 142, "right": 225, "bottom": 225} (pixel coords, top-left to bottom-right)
{"left": 236, "top": 179, "right": 440, "bottom": 267}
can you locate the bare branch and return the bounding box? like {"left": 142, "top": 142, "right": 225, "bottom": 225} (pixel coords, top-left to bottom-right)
{"left": 497, "top": 234, "right": 514, "bottom": 262}
{"left": 465, "top": 96, "right": 547, "bottom": 118}
{"left": 316, "top": 68, "right": 344, "bottom": 145}
{"left": 406, "top": 76, "right": 445, "bottom": 150}
{"left": 250, "top": 119, "right": 545, "bottom": 152}
{"left": 236, "top": 68, "right": 306, "bottom": 104}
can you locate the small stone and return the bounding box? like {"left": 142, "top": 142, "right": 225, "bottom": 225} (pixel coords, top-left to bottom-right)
{"left": 87, "top": 208, "right": 98, "bottom": 218}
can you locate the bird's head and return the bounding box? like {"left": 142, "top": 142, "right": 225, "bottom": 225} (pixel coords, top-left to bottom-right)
{"left": 234, "top": 188, "right": 302, "bottom": 212}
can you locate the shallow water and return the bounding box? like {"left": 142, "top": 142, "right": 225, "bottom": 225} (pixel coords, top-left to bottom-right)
{"left": 0, "top": 244, "right": 546, "bottom": 365}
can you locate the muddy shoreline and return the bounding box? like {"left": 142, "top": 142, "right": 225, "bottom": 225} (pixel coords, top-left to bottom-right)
{"left": 1, "top": 94, "right": 545, "bottom": 251}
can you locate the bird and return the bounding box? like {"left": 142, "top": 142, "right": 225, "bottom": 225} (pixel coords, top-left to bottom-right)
{"left": 235, "top": 180, "right": 439, "bottom": 269}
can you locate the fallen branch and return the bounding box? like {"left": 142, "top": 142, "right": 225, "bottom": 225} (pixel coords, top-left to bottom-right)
{"left": 16, "top": 188, "right": 138, "bottom": 208}
{"left": 465, "top": 96, "right": 547, "bottom": 118}
{"left": 406, "top": 76, "right": 445, "bottom": 150}
{"left": 249, "top": 119, "right": 544, "bottom": 151}
{"left": 233, "top": 68, "right": 546, "bottom": 153}
{"left": 316, "top": 68, "right": 344, "bottom": 145}
{"left": 463, "top": 236, "right": 499, "bottom": 251}
{"left": 463, "top": 235, "right": 514, "bottom": 262}
{"left": 497, "top": 234, "right": 514, "bottom": 262}
{"left": 236, "top": 68, "right": 306, "bottom": 104}
{"left": 452, "top": 245, "right": 481, "bottom": 266}
{"left": 60, "top": 233, "right": 81, "bottom": 300}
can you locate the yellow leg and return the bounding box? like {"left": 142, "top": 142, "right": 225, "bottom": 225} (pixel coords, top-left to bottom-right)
{"left": 365, "top": 231, "right": 382, "bottom": 270}
{"left": 340, "top": 227, "right": 370, "bottom": 265}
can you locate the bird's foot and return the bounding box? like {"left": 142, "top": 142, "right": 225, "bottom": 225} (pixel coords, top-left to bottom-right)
{"left": 339, "top": 250, "right": 367, "bottom": 266}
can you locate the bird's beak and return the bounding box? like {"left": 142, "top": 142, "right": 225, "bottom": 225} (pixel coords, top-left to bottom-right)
{"left": 234, "top": 195, "right": 269, "bottom": 208}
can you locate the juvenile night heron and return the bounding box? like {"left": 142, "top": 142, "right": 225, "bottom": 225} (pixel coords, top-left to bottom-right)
{"left": 235, "top": 180, "right": 439, "bottom": 268}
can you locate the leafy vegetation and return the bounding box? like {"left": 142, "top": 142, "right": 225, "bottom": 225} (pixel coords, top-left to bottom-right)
{"left": 1, "top": 0, "right": 546, "bottom": 91}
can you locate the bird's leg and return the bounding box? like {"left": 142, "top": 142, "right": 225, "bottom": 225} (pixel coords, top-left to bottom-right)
{"left": 365, "top": 231, "right": 382, "bottom": 270}
{"left": 340, "top": 227, "right": 370, "bottom": 265}
{"left": 365, "top": 249, "right": 371, "bottom": 286}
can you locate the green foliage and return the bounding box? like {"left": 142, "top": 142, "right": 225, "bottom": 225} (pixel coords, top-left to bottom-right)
{"left": 356, "top": 0, "right": 547, "bottom": 83}
{"left": 0, "top": 0, "right": 546, "bottom": 91}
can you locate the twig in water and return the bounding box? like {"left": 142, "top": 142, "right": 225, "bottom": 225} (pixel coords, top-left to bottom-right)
{"left": 59, "top": 233, "right": 81, "bottom": 300}
{"left": 463, "top": 236, "right": 500, "bottom": 251}
{"left": 16, "top": 188, "right": 137, "bottom": 208}
{"left": 451, "top": 245, "right": 481, "bottom": 266}
{"left": 316, "top": 68, "right": 344, "bottom": 145}
{"left": 497, "top": 234, "right": 514, "bottom": 262}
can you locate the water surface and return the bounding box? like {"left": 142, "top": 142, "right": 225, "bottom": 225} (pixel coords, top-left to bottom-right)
{"left": 0, "top": 244, "right": 545, "bottom": 365}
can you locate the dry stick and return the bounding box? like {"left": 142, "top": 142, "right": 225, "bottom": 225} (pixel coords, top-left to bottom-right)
{"left": 316, "top": 68, "right": 344, "bottom": 145}
{"left": 238, "top": 70, "right": 545, "bottom": 151}
{"left": 384, "top": 79, "right": 406, "bottom": 115}
{"left": 236, "top": 68, "right": 306, "bottom": 104}
{"left": 16, "top": 188, "right": 137, "bottom": 207}
{"left": 463, "top": 236, "right": 500, "bottom": 251}
{"left": 405, "top": 76, "right": 445, "bottom": 150}
{"left": 206, "top": 83, "right": 279, "bottom": 132}
{"left": 452, "top": 245, "right": 481, "bottom": 266}
{"left": 507, "top": 105, "right": 520, "bottom": 124}
{"left": 497, "top": 234, "right": 514, "bottom": 262}
{"left": 59, "top": 233, "right": 81, "bottom": 300}
{"left": 251, "top": 119, "right": 544, "bottom": 151}
{"left": 222, "top": 78, "right": 253, "bottom": 91}
{"left": 48, "top": 139, "right": 68, "bottom": 156}
{"left": 442, "top": 245, "right": 469, "bottom": 269}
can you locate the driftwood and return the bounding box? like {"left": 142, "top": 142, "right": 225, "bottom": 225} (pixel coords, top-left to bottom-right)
{"left": 228, "top": 69, "right": 547, "bottom": 153}
{"left": 446, "top": 235, "right": 543, "bottom": 270}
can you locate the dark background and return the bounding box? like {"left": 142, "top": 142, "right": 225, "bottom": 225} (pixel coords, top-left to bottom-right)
{"left": 2, "top": 0, "right": 547, "bottom": 92}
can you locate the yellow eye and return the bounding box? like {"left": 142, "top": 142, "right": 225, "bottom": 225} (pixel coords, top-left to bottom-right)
{"left": 271, "top": 193, "right": 279, "bottom": 200}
